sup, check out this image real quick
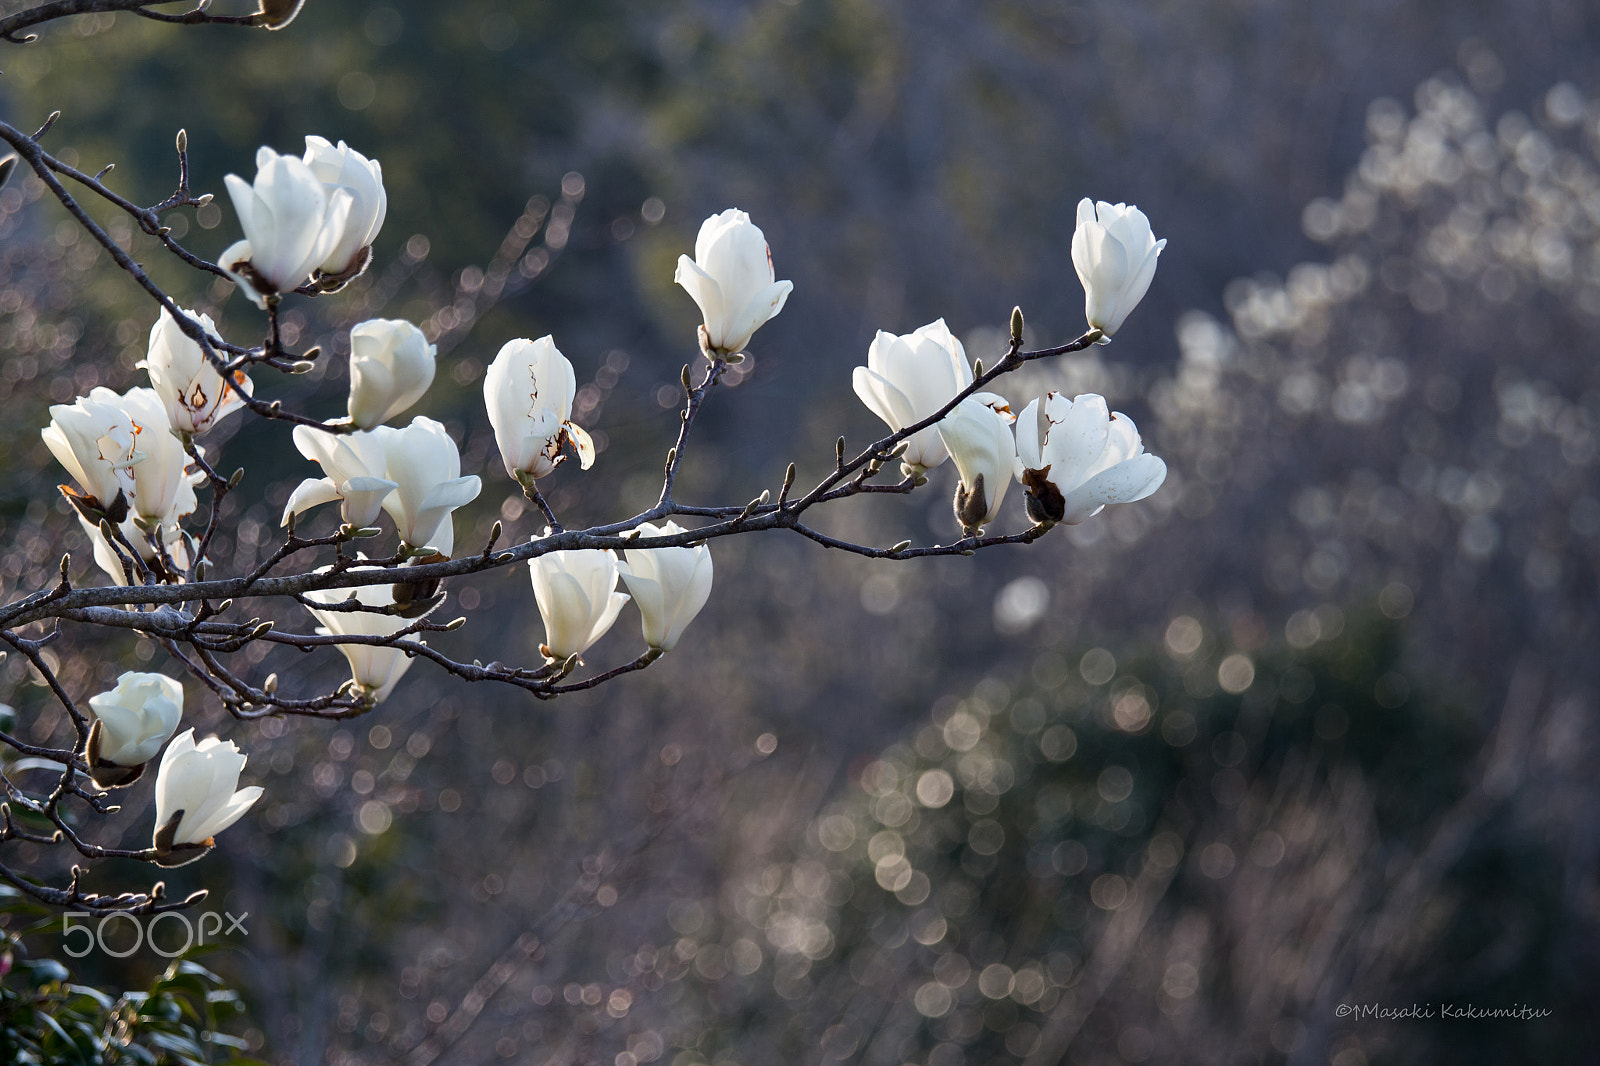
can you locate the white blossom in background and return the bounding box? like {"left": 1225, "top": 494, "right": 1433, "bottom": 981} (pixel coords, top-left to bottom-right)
{"left": 111, "top": 387, "right": 193, "bottom": 528}
{"left": 347, "top": 318, "right": 435, "bottom": 429}
{"left": 139, "top": 307, "right": 251, "bottom": 435}
{"left": 528, "top": 546, "right": 630, "bottom": 661}
{"left": 41, "top": 390, "right": 139, "bottom": 514}
{"left": 674, "top": 209, "right": 793, "bottom": 355}
{"left": 86, "top": 672, "right": 183, "bottom": 766}
{"left": 302, "top": 577, "right": 419, "bottom": 703}
{"left": 281, "top": 425, "right": 397, "bottom": 531}
{"left": 372, "top": 417, "right": 481, "bottom": 554}
{"left": 851, "top": 319, "right": 974, "bottom": 473}
{"left": 220, "top": 146, "right": 353, "bottom": 306}
{"left": 483, "top": 336, "right": 594, "bottom": 482}
{"left": 937, "top": 395, "right": 1017, "bottom": 533}
{"left": 1072, "top": 198, "right": 1166, "bottom": 341}
{"left": 1014, "top": 391, "right": 1166, "bottom": 525}
{"left": 302, "top": 135, "right": 387, "bottom": 278}
{"left": 617, "top": 521, "right": 714, "bottom": 653}
{"left": 152, "top": 729, "right": 262, "bottom": 848}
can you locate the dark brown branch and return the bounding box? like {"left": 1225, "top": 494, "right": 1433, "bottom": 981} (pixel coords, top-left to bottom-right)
{"left": 0, "top": 1, "right": 256, "bottom": 43}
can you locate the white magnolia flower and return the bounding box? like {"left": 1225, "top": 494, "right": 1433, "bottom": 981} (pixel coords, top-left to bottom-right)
{"left": 1072, "top": 198, "right": 1166, "bottom": 341}
{"left": 483, "top": 336, "right": 594, "bottom": 481}
{"left": 41, "top": 391, "right": 139, "bottom": 514}
{"left": 617, "top": 520, "right": 714, "bottom": 653}
{"left": 153, "top": 729, "right": 263, "bottom": 847}
{"left": 936, "top": 395, "right": 1017, "bottom": 533}
{"left": 674, "top": 209, "right": 793, "bottom": 355}
{"left": 851, "top": 319, "right": 974, "bottom": 471}
{"left": 528, "top": 545, "right": 629, "bottom": 661}
{"left": 302, "top": 576, "right": 418, "bottom": 703}
{"left": 1014, "top": 392, "right": 1166, "bottom": 525}
{"left": 302, "top": 136, "right": 387, "bottom": 278}
{"left": 281, "top": 424, "right": 397, "bottom": 531}
{"left": 347, "top": 318, "right": 435, "bottom": 429}
{"left": 112, "top": 387, "right": 193, "bottom": 527}
{"left": 372, "top": 417, "right": 481, "bottom": 554}
{"left": 139, "top": 307, "right": 252, "bottom": 435}
{"left": 220, "top": 145, "right": 354, "bottom": 306}
{"left": 87, "top": 672, "right": 183, "bottom": 766}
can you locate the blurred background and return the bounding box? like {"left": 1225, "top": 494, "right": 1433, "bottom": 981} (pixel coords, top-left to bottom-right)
{"left": 1, "top": 0, "right": 1598, "bottom": 1062}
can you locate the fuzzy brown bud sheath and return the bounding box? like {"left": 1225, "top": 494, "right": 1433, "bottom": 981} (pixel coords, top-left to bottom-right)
{"left": 255, "top": 0, "right": 309, "bottom": 30}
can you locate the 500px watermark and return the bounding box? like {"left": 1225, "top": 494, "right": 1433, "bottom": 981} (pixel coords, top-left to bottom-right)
{"left": 1334, "top": 1002, "right": 1553, "bottom": 1021}
{"left": 61, "top": 910, "right": 248, "bottom": 959}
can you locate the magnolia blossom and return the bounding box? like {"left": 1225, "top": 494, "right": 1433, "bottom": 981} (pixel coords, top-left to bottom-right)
{"left": 528, "top": 545, "right": 630, "bottom": 661}
{"left": 347, "top": 318, "right": 435, "bottom": 429}
{"left": 87, "top": 672, "right": 183, "bottom": 766}
{"left": 851, "top": 319, "right": 974, "bottom": 472}
{"left": 302, "top": 136, "right": 387, "bottom": 279}
{"left": 674, "top": 209, "right": 793, "bottom": 355}
{"left": 282, "top": 424, "right": 397, "bottom": 531}
{"left": 483, "top": 336, "right": 594, "bottom": 481}
{"left": 1014, "top": 392, "right": 1166, "bottom": 525}
{"left": 617, "top": 521, "right": 714, "bottom": 653}
{"left": 302, "top": 576, "right": 418, "bottom": 703}
{"left": 1072, "top": 199, "right": 1165, "bottom": 341}
{"left": 221, "top": 145, "right": 354, "bottom": 306}
{"left": 113, "top": 387, "right": 193, "bottom": 527}
{"left": 42, "top": 391, "right": 138, "bottom": 514}
{"left": 936, "top": 396, "right": 1017, "bottom": 533}
{"left": 153, "top": 729, "right": 262, "bottom": 848}
{"left": 139, "top": 307, "right": 251, "bottom": 435}
{"left": 372, "top": 417, "right": 481, "bottom": 554}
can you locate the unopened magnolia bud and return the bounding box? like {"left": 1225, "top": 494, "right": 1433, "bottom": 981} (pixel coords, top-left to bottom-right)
{"left": 227, "top": 468, "right": 245, "bottom": 489}
{"left": 889, "top": 540, "right": 911, "bottom": 553}
{"left": 300, "top": 346, "right": 322, "bottom": 361}
{"left": 352, "top": 527, "right": 383, "bottom": 538}
{"left": 0, "top": 156, "right": 17, "bottom": 192}
{"left": 288, "top": 361, "right": 316, "bottom": 374}
{"left": 196, "top": 193, "right": 214, "bottom": 207}
{"left": 445, "top": 616, "right": 467, "bottom": 631}
{"left": 1010, "top": 305, "right": 1024, "bottom": 346}
{"left": 681, "top": 364, "right": 692, "bottom": 390}
{"left": 175, "top": 129, "right": 189, "bottom": 154}
{"left": 262, "top": 673, "right": 278, "bottom": 694}
{"left": 835, "top": 437, "right": 846, "bottom": 465}
{"left": 254, "top": 0, "right": 308, "bottom": 29}
{"left": 973, "top": 358, "right": 984, "bottom": 377}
